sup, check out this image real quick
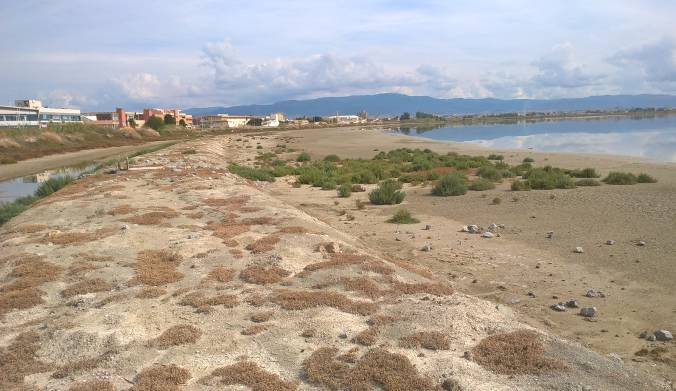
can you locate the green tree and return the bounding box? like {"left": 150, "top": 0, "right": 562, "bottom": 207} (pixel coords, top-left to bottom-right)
{"left": 400, "top": 112, "right": 411, "bottom": 121}
{"left": 179, "top": 119, "right": 186, "bottom": 127}
{"left": 247, "top": 118, "right": 262, "bottom": 126}
{"left": 164, "top": 114, "right": 176, "bottom": 125}
{"left": 145, "top": 116, "right": 164, "bottom": 130}
{"left": 128, "top": 118, "right": 136, "bottom": 128}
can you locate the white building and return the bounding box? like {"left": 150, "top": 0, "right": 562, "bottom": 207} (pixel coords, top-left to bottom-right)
{"left": 0, "top": 99, "right": 82, "bottom": 127}
{"left": 198, "top": 114, "right": 253, "bottom": 128}
{"left": 325, "top": 115, "right": 361, "bottom": 124}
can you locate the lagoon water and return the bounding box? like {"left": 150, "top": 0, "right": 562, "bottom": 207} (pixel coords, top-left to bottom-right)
{"left": 389, "top": 115, "right": 676, "bottom": 162}
{"left": 0, "top": 163, "right": 97, "bottom": 204}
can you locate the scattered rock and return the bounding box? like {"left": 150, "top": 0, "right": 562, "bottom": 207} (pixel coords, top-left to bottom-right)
{"left": 637, "top": 240, "right": 646, "bottom": 247}
{"left": 654, "top": 330, "right": 673, "bottom": 341}
{"left": 527, "top": 291, "right": 536, "bottom": 298}
{"left": 546, "top": 231, "right": 554, "bottom": 239}
{"left": 585, "top": 289, "right": 605, "bottom": 298}
{"left": 481, "top": 232, "right": 495, "bottom": 239}
{"left": 462, "top": 224, "right": 480, "bottom": 234}
{"left": 421, "top": 244, "right": 432, "bottom": 252}
{"left": 647, "top": 335, "right": 656, "bottom": 342}
{"left": 580, "top": 307, "right": 598, "bottom": 317}
{"left": 574, "top": 247, "right": 584, "bottom": 254}
{"left": 462, "top": 351, "right": 473, "bottom": 360}
{"left": 639, "top": 331, "right": 649, "bottom": 339}
{"left": 551, "top": 303, "right": 566, "bottom": 312}
{"left": 338, "top": 332, "right": 348, "bottom": 339}
{"left": 488, "top": 223, "right": 498, "bottom": 231}
{"left": 424, "top": 225, "right": 432, "bottom": 230}
{"left": 606, "top": 240, "right": 615, "bottom": 245}
{"left": 565, "top": 299, "right": 579, "bottom": 308}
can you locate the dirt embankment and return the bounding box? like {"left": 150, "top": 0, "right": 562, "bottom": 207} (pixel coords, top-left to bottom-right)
{"left": 0, "top": 135, "right": 669, "bottom": 390}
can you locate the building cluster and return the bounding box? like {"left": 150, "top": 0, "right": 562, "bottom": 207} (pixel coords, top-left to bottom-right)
{"left": 0, "top": 100, "right": 82, "bottom": 127}
{"left": 81, "top": 108, "right": 193, "bottom": 129}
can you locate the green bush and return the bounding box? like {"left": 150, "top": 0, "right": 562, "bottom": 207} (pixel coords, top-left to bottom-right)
{"left": 476, "top": 166, "right": 503, "bottom": 182}
{"left": 637, "top": 173, "right": 657, "bottom": 183}
{"left": 387, "top": 209, "right": 419, "bottom": 224}
{"left": 324, "top": 154, "right": 341, "bottom": 162}
{"left": 510, "top": 163, "right": 532, "bottom": 177}
{"left": 576, "top": 178, "right": 601, "bottom": 186}
{"left": 296, "top": 152, "right": 311, "bottom": 162}
{"left": 35, "top": 176, "right": 73, "bottom": 198}
{"left": 569, "top": 168, "right": 599, "bottom": 178}
{"left": 523, "top": 157, "right": 535, "bottom": 163}
{"left": 523, "top": 167, "right": 575, "bottom": 189}
{"left": 355, "top": 199, "right": 366, "bottom": 210}
{"left": 337, "top": 183, "right": 352, "bottom": 197}
{"left": 369, "top": 179, "right": 405, "bottom": 205}
{"left": 432, "top": 173, "right": 467, "bottom": 196}
{"left": 321, "top": 181, "right": 337, "bottom": 190}
{"left": 144, "top": 116, "right": 164, "bottom": 130}
{"left": 487, "top": 154, "right": 504, "bottom": 160}
{"left": 228, "top": 164, "right": 275, "bottom": 182}
{"left": 0, "top": 155, "right": 18, "bottom": 164}
{"left": 468, "top": 178, "right": 496, "bottom": 191}
{"left": 182, "top": 149, "right": 197, "bottom": 155}
{"left": 602, "top": 172, "right": 637, "bottom": 185}
{"left": 0, "top": 196, "right": 35, "bottom": 225}
{"left": 511, "top": 180, "right": 531, "bottom": 191}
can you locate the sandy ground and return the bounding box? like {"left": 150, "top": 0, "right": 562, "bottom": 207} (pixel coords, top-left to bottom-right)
{"left": 0, "top": 134, "right": 669, "bottom": 390}
{"left": 264, "top": 127, "right": 676, "bottom": 382}
{"left": 0, "top": 141, "right": 171, "bottom": 181}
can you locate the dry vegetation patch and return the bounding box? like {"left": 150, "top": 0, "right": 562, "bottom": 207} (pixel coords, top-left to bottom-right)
{"left": 137, "top": 287, "right": 167, "bottom": 299}
{"left": 245, "top": 235, "right": 281, "bottom": 254}
{"left": 240, "top": 216, "right": 280, "bottom": 226}
{"left": 302, "top": 253, "right": 376, "bottom": 274}
{"left": 53, "top": 351, "right": 115, "bottom": 379}
{"left": 392, "top": 281, "right": 453, "bottom": 297}
{"left": 0, "top": 331, "right": 52, "bottom": 389}
{"left": 211, "top": 361, "right": 297, "bottom": 391}
{"left": 135, "top": 250, "right": 183, "bottom": 286}
{"left": 206, "top": 221, "right": 250, "bottom": 241}
{"left": 133, "top": 364, "right": 191, "bottom": 391}
{"left": 151, "top": 325, "right": 202, "bottom": 349}
{"left": 353, "top": 327, "right": 379, "bottom": 346}
{"left": 206, "top": 266, "right": 235, "bottom": 283}
{"left": 240, "top": 265, "right": 291, "bottom": 285}
{"left": 61, "top": 278, "right": 113, "bottom": 298}
{"left": 250, "top": 311, "right": 274, "bottom": 323}
{"left": 271, "top": 289, "right": 378, "bottom": 316}
{"left": 1, "top": 256, "right": 62, "bottom": 316}
{"left": 46, "top": 228, "right": 116, "bottom": 246}
{"left": 179, "top": 291, "right": 238, "bottom": 312}
{"left": 122, "top": 210, "right": 179, "bottom": 225}
{"left": 107, "top": 204, "right": 137, "bottom": 216}
{"left": 242, "top": 325, "right": 267, "bottom": 335}
{"left": 400, "top": 331, "right": 450, "bottom": 350}
{"left": 78, "top": 252, "right": 114, "bottom": 262}
{"left": 472, "top": 330, "right": 565, "bottom": 375}
{"left": 11, "top": 224, "right": 48, "bottom": 234}
{"left": 303, "top": 347, "right": 435, "bottom": 391}
{"left": 275, "top": 226, "right": 308, "bottom": 234}
{"left": 204, "top": 195, "right": 250, "bottom": 209}
{"left": 68, "top": 379, "right": 116, "bottom": 391}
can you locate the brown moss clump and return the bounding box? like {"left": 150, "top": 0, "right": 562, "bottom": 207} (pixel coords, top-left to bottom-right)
{"left": 0, "top": 256, "right": 62, "bottom": 316}
{"left": 66, "top": 262, "right": 100, "bottom": 276}
{"left": 122, "top": 210, "right": 179, "bottom": 225}
{"left": 207, "top": 266, "right": 235, "bottom": 283}
{"left": 250, "top": 311, "right": 274, "bottom": 323}
{"left": 46, "top": 228, "right": 116, "bottom": 246}
{"left": 203, "top": 195, "right": 250, "bottom": 209}
{"left": 11, "top": 224, "right": 48, "bottom": 234}
{"left": 137, "top": 287, "right": 167, "bottom": 299}
{"left": 240, "top": 266, "right": 291, "bottom": 285}
{"left": 151, "top": 325, "right": 202, "bottom": 349}
{"left": 353, "top": 328, "right": 379, "bottom": 346}
{"left": 61, "top": 278, "right": 113, "bottom": 298}
{"left": 367, "top": 314, "right": 398, "bottom": 327}
{"left": 0, "top": 331, "right": 52, "bottom": 389}
{"left": 229, "top": 248, "right": 244, "bottom": 259}
{"left": 242, "top": 325, "right": 267, "bottom": 335}
{"left": 205, "top": 221, "right": 249, "bottom": 241}
{"left": 390, "top": 259, "right": 434, "bottom": 279}
{"left": 53, "top": 351, "right": 115, "bottom": 379}
{"left": 133, "top": 364, "right": 191, "bottom": 391}
{"left": 107, "top": 204, "right": 137, "bottom": 216}
{"left": 68, "top": 379, "right": 116, "bottom": 391}
{"left": 240, "top": 217, "right": 280, "bottom": 226}
{"left": 392, "top": 281, "right": 453, "bottom": 297}
{"left": 271, "top": 289, "right": 378, "bottom": 316}
{"left": 211, "top": 361, "right": 296, "bottom": 391}
{"left": 303, "top": 347, "right": 435, "bottom": 391}
{"left": 179, "top": 292, "right": 238, "bottom": 313}
{"left": 472, "top": 330, "right": 565, "bottom": 375}
{"left": 275, "top": 226, "right": 308, "bottom": 234}
{"left": 341, "top": 277, "right": 385, "bottom": 299}
{"left": 245, "top": 235, "right": 281, "bottom": 254}
{"left": 135, "top": 250, "right": 183, "bottom": 286}
{"left": 302, "top": 253, "right": 376, "bottom": 275}
{"left": 400, "top": 331, "right": 450, "bottom": 350}
{"left": 68, "top": 380, "right": 115, "bottom": 391}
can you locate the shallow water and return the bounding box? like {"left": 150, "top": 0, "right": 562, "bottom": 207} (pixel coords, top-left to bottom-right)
{"left": 0, "top": 162, "right": 97, "bottom": 203}
{"left": 388, "top": 115, "right": 676, "bottom": 162}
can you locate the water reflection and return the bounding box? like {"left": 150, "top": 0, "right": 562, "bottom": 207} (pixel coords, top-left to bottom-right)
{"left": 388, "top": 115, "right": 676, "bottom": 162}
{"left": 0, "top": 163, "right": 98, "bottom": 203}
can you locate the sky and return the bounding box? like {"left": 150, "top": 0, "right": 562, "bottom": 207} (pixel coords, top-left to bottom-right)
{"left": 1, "top": 0, "right": 676, "bottom": 111}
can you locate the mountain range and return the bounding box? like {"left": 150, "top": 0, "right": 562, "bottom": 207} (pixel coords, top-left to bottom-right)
{"left": 185, "top": 93, "right": 676, "bottom": 118}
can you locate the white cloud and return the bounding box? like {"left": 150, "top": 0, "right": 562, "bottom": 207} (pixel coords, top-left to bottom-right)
{"left": 608, "top": 37, "right": 676, "bottom": 92}
{"left": 532, "top": 43, "right": 604, "bottom": 89}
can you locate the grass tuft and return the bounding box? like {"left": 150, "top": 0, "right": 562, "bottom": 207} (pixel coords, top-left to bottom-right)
{"left": 472, "top": 330, "right": 565, "bottom": 375}
{"left": 368, "top": 179, "right": 405, "bottom": 205}
{"left": 211, "top": 361, "right": 297, "bottom": 391}
{"left": 602, "top": 171, "right": 638, "bottom": 185}
{"left": 135, "top": 250, "right": 183, "bottom": 286}
{"left": 432, "top": 173, "right": 467, "bottom": 196}
{"left": 151, "top": 325, "right": 202, "bottom": 349}
{"left": 387, "top": 209, "right": 419, "bottom": 224}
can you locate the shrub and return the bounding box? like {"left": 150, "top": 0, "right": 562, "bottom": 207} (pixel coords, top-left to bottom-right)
{"left": 321, "top": 181, "right": 337, "bottom": 190}
{"left": 182, "top": 149, "right": 196, "bottom": 155}
{"left": 228, "top": 164, "right": 275, "bottom": 182}
{"left": 351, "top": 184, "right": 366, "bottom": 192}
{"left": 476, "top": 166, "right": 502, "bottom": 182}
{"left": 144, "top": 116, "right": 164, "bottom": 130}
{"left": 491, "top": 197, "right": 502, "bottom": 205}
{"left": 487, "top": 154, "right": 504, "bottom": 160}
{"left": 637, "top": 173, "right": 657, "bottom": 183}
{"left": 355, "top": 199, "right": 366, "bottom": 210}
{"left": 576, "top": 178, "right": 601, "bottom": 186}
{"left": 432, "top": 173, "right": 467, "bottom": 196}
{"left": 524, "top": 167, "right": 575, "bottom": 189}
{"left": 602, "top": 171, "right": 637, "bottom": 185}
{"left": 387, "top": 209, "right": 419, "bottom": 224}
{"left": 337, "top": 183, "right": 352, "bottom": 198}
{"left": 369, "top": 179, "right": 405, "bottom": 205}
{"left": 34, "top": 176, "right": 73, "bottom": 198}
{"left": 523, "top": 157, "right": 535, "bottom": 163}
{"left": 511, "top": 180, "right": 531, "bottom": 191}
{"left": 297, "top": 152, "right": 311, "bottom": 162}
{"left": 569, "top": 167, "right": 599, "bottom": 178}
{"left": 468, "top": 179, "right": 496, "bottom": 191}
{"left": 510, "top": 163, "right": 532, "bottom": 177}
{"left": 324, "top": 154, "right": 341, "bottom": 162}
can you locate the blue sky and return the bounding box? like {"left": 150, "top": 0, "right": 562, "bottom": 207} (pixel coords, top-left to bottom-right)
{"left": 1, "top": 0, "right": 675, "bottom": 110}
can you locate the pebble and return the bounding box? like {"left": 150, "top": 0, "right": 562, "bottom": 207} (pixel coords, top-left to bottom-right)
{"left": 639, "top": 331, "right": 649, "bottom": 339}
{"left": 551, "top": 304, "right": 566, "bottom": 312}
{"left": 565, "top": 299, "right": 579, "bottom": 308}
{"left": 488, "top": 223, "right": 498, "bottom": 230}
{"left": 580, "top": 307, "right": 598, "bottom": 317}
{"left": 421, "top": 244, "right": 432, "bottom": 252}
{"left": 463, "top": 351, "right": 473, "bottom": 360}
{"left": 574, "top": 247, "right": 584, "bottom": 253}
{"left": 647, "top": 335, "right": 656, "bottom": 341}
{"left": 424, "top": 225, "right": 431, "bottom": 230}
{"left": 606, "top": 240, "right": 615, "bottom": 245}
{"left": 637, "top": 240, "right": 646, "bottom": 246}
{"left": 546, "top": 231, "right": 554, "bottom": 239}
{"left": 527, "top": 291, "right": 536, "bottom": 298}
{"left": 481, "top": 232, "right": 495, "bottom": 239}
{"left": 654, "top": 330, "right": 673, "bottom": 341}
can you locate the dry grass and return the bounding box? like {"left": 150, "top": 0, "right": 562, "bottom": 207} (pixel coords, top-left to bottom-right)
{"left": 240, "top": 216, "right": 280, "bottom": 226}
{"left": 250, "top": 311, "right": 274, "bottom": 323}
{"left": 359, "top": 261, "right": 395, "bottom": 275}
{"left": 122, "top": 210, "right": 179, "bottom": 225}
{"left": 203, "top": 195, "right": 250, "bottom": 208}
{"left": 53, "top": 351, "right": 115, "bottom": 378}
{"left": 107, "top": 204, "right": 137, "bottom": 216}
{"left": 353, "top": 328, "right": 379, "bottom": 346}
{"left": 242, "top": 325, "right": 267, "bottom": 335}
{"left": 271, "top": 289, "right": 378, "bottom": 316}
{"left": 211, "top": 361, "right": 297, "bottom": 391}
{"left": 301, "top": 329, "right": 316, "bottom": 338}
{"left": 245, "top": 235, "right": 281, "bottom": 254}
{"left": 68, "top": 379, "right": 115, "bottom": 391}
{"left": 472, "top": 330, "right": 565, "bottom": 375}
{"left": 303, "top": 347, "right": 435, "bottom": 391}
{"left": 302, "top": 253, "right": 375, "bottom": 274}
{"left": 230, "top": 248, "right": 245, "bottom": 259}
{"left": 275, "top": 226, "right": 308, "bottom": 234}
{"left": 392, "top": 281, "right": 453, "bottom": 297}
{"left": 10, "top": 224, "right": 48, "bottom": 234}
{"left": 66, "top": 262, "right": 100, "bottom": 277}
{"left": 206, "top": 221, "right": 250, "bottom": 241}
{"left": 151, "top": 325, "right": 202, "bottom": 349}
{"left": 400, "top": 331, "right": 450, "bottom": 350}
{"left": 240, "top": 266, "right": 291, "bottom": 285}
{"left": 78, "top": 252, "right": 114, "bottom": 262}
{"left": 133, "top": 364, "right": 191, "bottom": 391}
{"left": 245, "top": 294, "right": 266, "bottom": 307}
{"left": 340, "top": 277, "right": 386, "bottom": 299}
{"left": 206, "top": 266, "right": 235, "bottom": 283}
{"left": 61, "top": 278, "right": 113, "bottom": 298}
{"left": 135, "top": 250, "right": 183, "bottom": 286}
{"left": 367, "top": 314, "right": 398, "bottom": 327}
{"left": 137, "top": 287, "right": 167, "bottom": 299}
{"left": 0, "top": 331, "right": 52, "bottom": 389}
{"left": 0, "top": 256, "right": 62, "bottom": 316}
{"left": 47, "top": 227, "right": 116, "bottom": 246}
{"left": 179, "top": 291, "right": 238, "bottom": 313}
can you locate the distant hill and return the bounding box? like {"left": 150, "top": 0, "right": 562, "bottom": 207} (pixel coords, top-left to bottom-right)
{"left": 185, "top": 93, "right": 676, "bottom": 118}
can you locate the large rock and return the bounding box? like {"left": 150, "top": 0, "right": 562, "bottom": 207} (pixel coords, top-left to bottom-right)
{"left": 654, "top": 330, "right": 673, "bottom": 341}
{"left": 580, "top": 307, "right": 598, "bottom": 317}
